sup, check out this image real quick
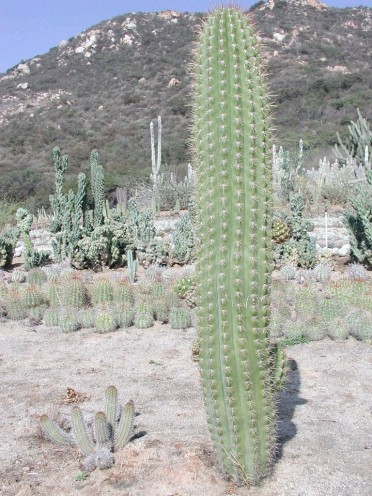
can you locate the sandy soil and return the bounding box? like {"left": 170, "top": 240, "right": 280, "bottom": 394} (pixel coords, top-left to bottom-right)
{"left": 0, "top": 321, "right": 371, "bottom": 496}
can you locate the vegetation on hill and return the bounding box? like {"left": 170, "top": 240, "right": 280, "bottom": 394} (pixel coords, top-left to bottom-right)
{"left": 0, "top": 1, "right": 371, "bottom": 208}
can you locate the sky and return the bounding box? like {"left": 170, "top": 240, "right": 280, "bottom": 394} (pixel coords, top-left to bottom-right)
{"left": 0, "top": 0, "right": 371, "bottom": 74}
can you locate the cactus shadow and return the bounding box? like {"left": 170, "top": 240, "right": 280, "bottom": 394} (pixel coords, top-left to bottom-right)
{"left": 274, "top": 358, "right": 307, "bottom": 462}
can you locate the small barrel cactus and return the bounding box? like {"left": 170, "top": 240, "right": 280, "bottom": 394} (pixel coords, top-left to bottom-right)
{"left": 43, "top": 307, "right": 60, "bottom": 327}
{"left": 169, "top": 307, "right": 192, "bottom": 329}
{"left": 90, "top": 279, "right": 113, "bottom": 306}
{"left": 60, "top": 278, "right": 86, "bottom": 308}
{"left": 112, "top": 280, "right": 134, "bottom": 305}
{"left": 78, "top": 308, "right": 96, "bottom": 328}
{"left": 134, "top": 304, "right": 154, "bottom": 329}
{"left": 11, "top": 269, "right": 26, "bottom": 284}
{"left": 95, "top": 310, "right": 118, "bottom": 333}
{"left": 27, "top": 267, "right": 48, "bottom": 286}
{"left": 59, "top": 309, "right": 80, "bottom": 333}
{"left": 116, "top": 305, "right": 135, "bottom": 328}
{"left": 153, "top": 298, "right": 169, "bottom": 323}
{"left": 22, "top": 284, "right": 44, "bottom": 308}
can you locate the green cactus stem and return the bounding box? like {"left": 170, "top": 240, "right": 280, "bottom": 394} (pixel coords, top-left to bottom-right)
{"left": 191, "top": 7, "right": 276, "bottom": 485}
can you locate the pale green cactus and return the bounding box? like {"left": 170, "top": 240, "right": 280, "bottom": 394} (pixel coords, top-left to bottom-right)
{"left": 191, "top": 7, "right": 280, "bottom": 485}
{"left": 40, "top": 386, "right": 134, "bottom": 472}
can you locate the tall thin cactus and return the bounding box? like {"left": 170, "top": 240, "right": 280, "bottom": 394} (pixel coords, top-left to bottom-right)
{"left": 191, "top": 8, "right": 276, "bottom": 485}
{"left": 150, "top": 116, "right": 162, "bottom": 213}
{"left": 91, "top": 149, "right": 105, "bottom": 227}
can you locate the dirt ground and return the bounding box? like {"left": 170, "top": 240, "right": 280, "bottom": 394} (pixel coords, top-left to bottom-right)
{"left": 0, "top": 321, "right": 371, "bottom": 496}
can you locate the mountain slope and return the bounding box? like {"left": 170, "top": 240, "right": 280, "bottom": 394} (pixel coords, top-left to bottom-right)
{"left": 0, "top": 0, "right": 371, "bottom": 206}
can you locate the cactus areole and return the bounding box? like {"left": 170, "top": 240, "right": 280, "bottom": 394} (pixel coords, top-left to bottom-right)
{"left": 191, "top": 8, "right": 275, "bottom": 485}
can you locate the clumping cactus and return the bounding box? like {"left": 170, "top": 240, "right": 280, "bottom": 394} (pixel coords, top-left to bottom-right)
{"left": 27, "top": 267, "right": 48, "bottom": 286}
{"left": 95, "top": 310, "right": 118, "bottom": 333}
{"left": 191, "top": 7, "right": 280, "bottom": 484}
{"left": 43, "top": 307, "right": 60, "bottom": 327}
{"left": 40, "top": 386, "right": 135, "bottom": 472}
{"left": 283, "top": 321, "right": 304, "bottom": 342}
{"left": 169, "top": 307, "right": 192, "bottom": 329}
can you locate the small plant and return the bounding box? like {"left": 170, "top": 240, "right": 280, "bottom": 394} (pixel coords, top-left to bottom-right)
{"left": 60, "top": 277, "right": 86, "bottom": 308}
{"left": 279, "top": 265, "right": 297, "bottom": 281}
{"left": 59, "top": 309, "right": 80, "bottom": 333}
{"left": 169, "top": 307, "right": 192, "bottom": 329}
{"left": 312, "top": 263, "right": 332, "bottom": 283}
{"left": 40, "top": 386, "right": 135, "bottom": 472}
{"left": 95, "top": 310, "right": 118, "bottom": 333}
{"left": 22, "top": 285, "right": 44, "bottom": 308}
{"left": 75, "top": 471, "right": 90, "bottom": 481}
{"left": 90, "top": 279, "right": 113, "bottom": 306}
{"left": 4, "top": 288, "right": 28, "bottom": 320}
{"left": 346, "top": 263, "right": 368, "bottom": 280}
{"left": 134, "top": 305, "right": 154, "bottom": 329}
{"left": 328, "top": 319, "right": 349, "bottom": 341}
{"left": 43, "top": 307, "right": 60, "bottom": 327}
{"left": 27, "top": 268, "right": 48, "bottom": 286}
{"left": 11, "top": 269, "right": 26, "bottom": 283}
{"left": 78, "top": 308, "right": 96, "bottom": 328}
{"left": 116, "top": 305, "right": 135, "bottom": 328}
{"left": 112, "top": 280, "right": 134, "bottom": 305}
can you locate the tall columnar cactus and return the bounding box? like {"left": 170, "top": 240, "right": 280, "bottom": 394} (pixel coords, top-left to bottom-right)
{"left": 150, "top": 116, "right": 162, "bottom": 213}
{"left": 191, "top": 8, "right": 276, "bottom": 485}
{"left": 90, "top": 149, "right": 105, "bottom": 227}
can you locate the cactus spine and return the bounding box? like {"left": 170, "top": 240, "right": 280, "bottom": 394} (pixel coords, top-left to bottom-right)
{"left": 191, "top": 8, "right": 275, "bottom": 484}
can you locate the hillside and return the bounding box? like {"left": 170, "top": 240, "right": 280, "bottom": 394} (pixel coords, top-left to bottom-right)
{"left": 0, "top": 0, "right": 371, "bottom": 207}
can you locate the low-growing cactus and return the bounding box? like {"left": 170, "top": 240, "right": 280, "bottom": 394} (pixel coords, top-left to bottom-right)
{"left": 27, "top": 268, "right": 48, "bottom": 286}
{"left": 59, "top": 309, "right": 80, "bottom": 333}
{"left": 112, "top": 280, "right": 134, "bottom": 305}
{"left": 169, "top": 307, "right": 192, "bottom": 329}
{"left": 279, "top": 265, "right": 297, "bottom": 282}
{"left": 40, "top": 386, "right": 135, "bottom": 472}
{"left": 346, "top": 262, "right": 368, "bottom": 280}
{"left": 43, "top": 307, "right": 60, "bottom": 327}
{"left": 95, "top": 310, "right": 118, "bottom": 333}
{"left": 45, "top": 281, "right": 61, "bottom": 306}
{"left": 22, "top": 285, "right": 44, "bottom": 308}
{"left": 304, "top": 320, "right": 326, "bottom": 341}
{"left": 328, "top": 319, "right": 349, "bottom": 341}
{"left": 11, "top": 269, "right": 26, "bottom": 284}
{"left": 312, "top": 263, "right": 332, "bottom": 283}
{"left": 60, "top": 278, "right": 86, "bottom": 308}
{"left": 153, "top": 298, "right": 169, "bottom": 323}
{"left": 4, "top": 289, "right": 28, "bottom": 320}
{"left": 29, "top": 304, "right": 47, "bottom": 322}
{"left": 78, "top": 308, "right": 96, "bottom": 328}
{"left": 90, "top": 279, "right": 113, "bottom": 306}
{"left": 134, "top": 306, "right": 154, "bottom": 329}
{"left": 283, "top": 321, "right": 305, "bottom": 342}
{"left": 116, "top": 305, "right": 135, "bottom": 328}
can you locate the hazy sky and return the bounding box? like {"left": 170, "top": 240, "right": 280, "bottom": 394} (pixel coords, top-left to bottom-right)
{"left": 1, "top": 0, "right": 371, "bottom": 74}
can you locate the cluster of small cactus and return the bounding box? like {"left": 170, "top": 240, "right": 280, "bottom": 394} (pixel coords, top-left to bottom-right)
{"left": 40, "top": 386, "right": 134, "bottom": 472}
{"left": 171, "top": 212, "right": 194, "bottom": 264}
{"left": 274, "top": 194, "right": 317, "bottom": 269}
